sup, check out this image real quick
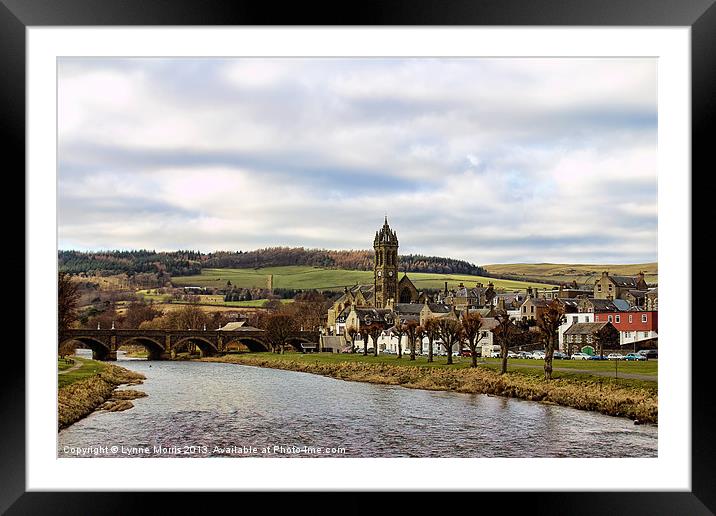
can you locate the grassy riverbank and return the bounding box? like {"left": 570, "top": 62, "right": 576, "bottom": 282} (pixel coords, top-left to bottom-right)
{"left": 201, "top": 353, "right": 658, "bottom": 423}
{"left": 58, "top": 358, "right": 147, "bottom": 430}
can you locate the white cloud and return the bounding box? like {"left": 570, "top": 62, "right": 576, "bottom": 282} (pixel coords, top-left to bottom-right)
{"left": 58, "top": 57, "right": 657, "bottom": 264}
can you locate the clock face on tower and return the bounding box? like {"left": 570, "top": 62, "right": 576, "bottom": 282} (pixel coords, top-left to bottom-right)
{"left": 377, "top": 270, "right": 382, "bottom": 277}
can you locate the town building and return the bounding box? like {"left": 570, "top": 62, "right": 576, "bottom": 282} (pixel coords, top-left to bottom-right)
{"left": 563, "top": 321, "right": 620, "bottom": 353}
{"left": 593, "top": 309, "right": 658, "bottom": 348}
{"left": 593, "top": 271, "right": 648, "bottom": 301}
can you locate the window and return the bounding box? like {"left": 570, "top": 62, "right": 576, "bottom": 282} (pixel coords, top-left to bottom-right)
{"left": 608, "top": 284, "right": 613, "bottom": 290}
{"left": 607, "top": 315, "right": 612, "bottom": 322}
{"left": 597, "top": 284, "right": 602, "bottom": 292}
{"left": 531, "top": 306, "right": 535, "bottom": 313}
{"left": 615, "top": 315, "right": 620, "bottom": 323}
{"left": 629, "top": 314, "right": 633, "bottom": 323}
{"left": 572, "top": 316, "right": 578, "bottom": 324}
{"left": 642, "top": 314, "right": 648, "bottom": 323}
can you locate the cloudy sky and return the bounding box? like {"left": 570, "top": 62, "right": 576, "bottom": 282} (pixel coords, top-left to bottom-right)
{"left": 58, "top": 57, "right": 657, "bottom": 265}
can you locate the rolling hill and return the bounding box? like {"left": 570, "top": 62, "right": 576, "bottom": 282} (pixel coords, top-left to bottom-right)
{"left": 483, "top": 263, "right": 658, "bottom": 286}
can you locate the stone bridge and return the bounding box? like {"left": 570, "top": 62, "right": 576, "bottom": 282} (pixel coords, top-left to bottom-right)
{"left": 59, "top": 328, "right": 320, "bottom": 361}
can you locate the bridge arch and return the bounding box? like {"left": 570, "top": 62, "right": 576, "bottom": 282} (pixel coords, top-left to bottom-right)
{"left": 118, "top": 336, "right": 166, "bottom": 360}
{"left": 223, "top": 337, "right": 269, "bottom": 352}
{"left": 283, "top": 336, "right": 318, "bottom": 352}
{"left": 172, "top": 336, "right": 219, "bottom": 358}
{"left": 59, "top": 336, "right": 111, "bottom": 361}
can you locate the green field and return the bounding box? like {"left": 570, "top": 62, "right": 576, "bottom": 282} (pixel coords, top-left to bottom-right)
{"left": 171, "top": 266, "right": 555, "bottom": 292}
{"left": 483, "top": 262, "right": 658, "bottom": 286}
{"left": 58, "top": 356, "right": 107, "bottom": 388}
{"left": 136, "top": 290, "right": 293, "bottom": 308}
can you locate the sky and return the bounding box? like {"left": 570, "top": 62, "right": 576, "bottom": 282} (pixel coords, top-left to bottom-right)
{"left": 58, "top": 57, "right": 657, "bottom": 265}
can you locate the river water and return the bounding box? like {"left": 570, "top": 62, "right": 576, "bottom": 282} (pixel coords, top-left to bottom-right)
{"left": 58, "top": 351, "right": 657, "bottom": 458}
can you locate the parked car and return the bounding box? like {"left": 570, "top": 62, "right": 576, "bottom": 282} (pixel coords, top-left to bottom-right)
{"left": 531, "top": 351, "right": 546, "bottom": 360}
{"left": 507, "top": 351, "right": 519, "bottom": 359}
{"left": 460, "top": 349, "right": 473, "bottom": 357}
{"left": 606, "top": 353, "right": 624, "bottom": 360}
{"left": 490, "top": 351, "right": 501, "bottom": 358}
{"left": 552, "top": 351, "right": 567, "bottom": 360}
{"left": 624, "top": 353, "right": 646, "bottom": 361}
{"left": 588, "top": 354, "right": 607, "bottom": 360}
{"left": 638, "top": 349, "right": 658, "bottom": 360}
{"left": 571, "top": 352, "right": 591, "bottom": 360}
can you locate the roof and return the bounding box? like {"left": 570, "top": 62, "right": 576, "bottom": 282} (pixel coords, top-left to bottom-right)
{"left": 351, "top": 308, "right": 394, "bottom": 325}
{"left": 524, "top": 296, "right": 548, "bottom": 306}
{"left": 479, "top": 317, "right": 500, "bottom": 330}
{"left": 583, "top": 298, "right": 618, "bottom": 311}
{"left": 426, "top": 303, "right": 451, "bottom": 313}
{"left": 394, "top": 303, "right": 424, "bottom": 315}
{"left": 608, "top": 275, "right": 639, "bottom": 287}
{"left": 218, "top": 321, "right": 246, "bottom": 331}
{"left": 564, "top": 322, "right": 611, "bottom": 335}
{"left": 626, "top": 290, "right": 648, "bottom": 299}
{"left": 612, "top": 299, "right": 631, "bottom": 311}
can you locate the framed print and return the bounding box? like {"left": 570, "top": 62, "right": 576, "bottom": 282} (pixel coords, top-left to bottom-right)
{"left": 5, "top": 0, "right": 712, "bottom": 513}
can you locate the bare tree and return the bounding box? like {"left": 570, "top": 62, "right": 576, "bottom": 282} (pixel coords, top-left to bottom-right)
{"left": 423, "top": 317, "right": 440, "bottom": 363}
{"left": 58, "top": 272, "right": 80, "bottom": 333}
{"left": 537, "top": 300, "right": 566, "bottom": 380}
{"left": 391, "top": 322, "right": 407, "bottom": 358}
{"left": 494, "top": 311, "right": 514, "bottom": 374}
{"left": 365, "top": 323, "right": 383, "bottom": 357}
{"left": 359, "top": 326, "right": 370, "bottom": 356}
{"left": 346, "top": 325, "right": 358, "bottom": 353}
{"left": 405, "top": 320, "right": 420, "bottom": 361}
{"left": 461, "top": 311, "right": 485, "bottom": 368}
{"left": 264, "top": 313, "right": 299, "bottom": 354}
{"left": 436, "top": 317, "right": 463, "bottom": 365}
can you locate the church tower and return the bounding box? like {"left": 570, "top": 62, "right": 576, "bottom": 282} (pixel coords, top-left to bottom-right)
{"left": 374, "top": 217, "right": 399, "bottom": 308}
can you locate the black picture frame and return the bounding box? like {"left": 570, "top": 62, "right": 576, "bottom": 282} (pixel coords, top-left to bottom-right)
{"left": 4, "top": 0, "right": 710, "bottom": 513}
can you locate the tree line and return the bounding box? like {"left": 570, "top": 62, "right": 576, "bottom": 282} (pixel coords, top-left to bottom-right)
{"left": 59, "top": 247, "right": 487, "bottom": 277}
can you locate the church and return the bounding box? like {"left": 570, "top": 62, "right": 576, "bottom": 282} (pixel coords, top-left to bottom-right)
{"left": 325, "top": 218, "right": 465, "bottom": 338}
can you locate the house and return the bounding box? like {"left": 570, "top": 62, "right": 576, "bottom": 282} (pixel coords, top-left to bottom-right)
{"left": 418, "top": 301, "right": 452, "bottom": 326}
{"left": 558, "top": 311, "right": 595, "bottom": 351}
{"left": 577, "top": 296, "right": 619, "bottom": 313}
{"left": 593, "top": 271, "right": 648, "bottom": 300}
{"left": 326, "top": 284, "right": 375, "bottom": 333}
{"left": 519, "top": 296, "right": 549, "bottom": 322}
{"left": 593, "top": 309, "right": 658, "bottom": 348}
{"left": 563, "top": 321, "right": 620, "bottom": 354}
{"left": 344, "top": 306, "right": 395, "bottom": 351}
{"left": 491, "top": 291, "right": 526, "bottom": 310}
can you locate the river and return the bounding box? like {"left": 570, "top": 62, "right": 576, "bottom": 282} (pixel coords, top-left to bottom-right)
{"left": 58, "top": 351, "right": 657, "bottom": 458}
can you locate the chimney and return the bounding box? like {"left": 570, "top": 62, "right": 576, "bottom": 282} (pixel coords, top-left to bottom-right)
{"left": 444, "top": 281, "right": 448, "bottom": 295}
{"left": 527, "top": 287, "right": 533, "bottom": 297}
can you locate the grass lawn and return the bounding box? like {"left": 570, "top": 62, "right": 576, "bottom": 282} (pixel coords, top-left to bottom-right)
{"left": 171, "top": 266, "right": 555, "bottom": 291}
{"left": 58, "top": 356, "right": 108, "bottom": 388}
{"left": 480, "top": 357, "right": 658, "bottom": 375}
{"left": 230, "top": 352, "right": 656, "bottom": 390}
{"left": 57, "top": 358, "right": 74, "bottom": 371}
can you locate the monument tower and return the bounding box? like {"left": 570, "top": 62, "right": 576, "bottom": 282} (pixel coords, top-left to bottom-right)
{"left": 373, "top": 217, "right": 399, "bottom": 308}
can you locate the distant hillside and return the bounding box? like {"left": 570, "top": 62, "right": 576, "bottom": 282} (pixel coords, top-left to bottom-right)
{"left": 171, "top": 266, "right": 554, "bottom": 292}
{"left": 58, "top": 248, "right": 487, "bottom": 277}
{"left": 484, "top": 263, "right": 658, "bottom": 286}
